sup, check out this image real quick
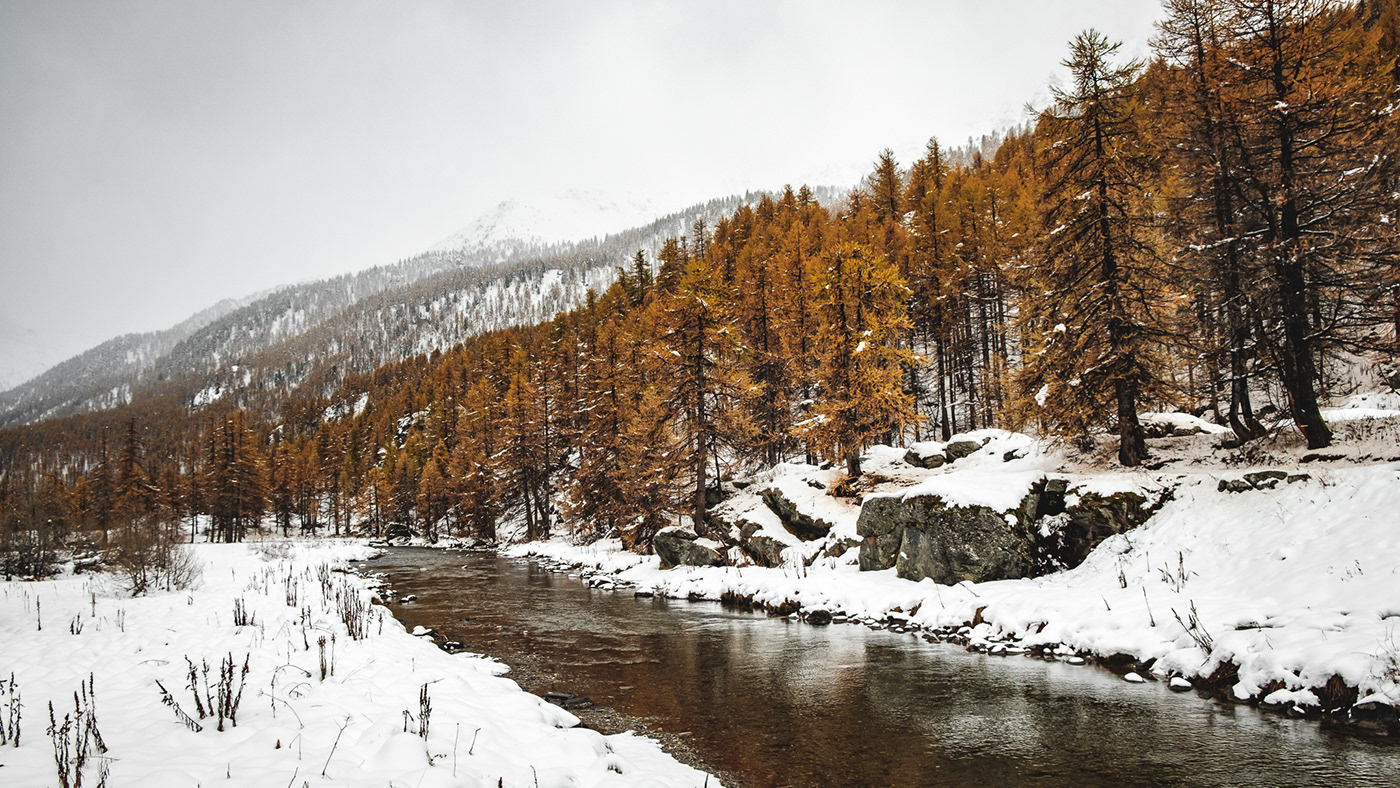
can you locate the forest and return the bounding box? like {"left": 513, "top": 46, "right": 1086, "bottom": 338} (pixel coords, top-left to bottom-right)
{"left": 2, "top": 0, "right": 1397, "bottom": 575}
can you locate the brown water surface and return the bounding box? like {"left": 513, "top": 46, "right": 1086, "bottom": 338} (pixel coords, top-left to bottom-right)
{"left": 365, "top": 548, "right": 1399, "bottom": 788}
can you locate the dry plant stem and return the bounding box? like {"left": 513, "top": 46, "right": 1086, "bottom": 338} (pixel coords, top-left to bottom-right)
{"left": 321, "top": 718, "right": 349, "bottom": 777}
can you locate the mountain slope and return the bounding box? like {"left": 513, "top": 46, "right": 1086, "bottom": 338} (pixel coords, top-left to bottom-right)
{"left": 0, "top": 189, "right": 837, "bottom": 429}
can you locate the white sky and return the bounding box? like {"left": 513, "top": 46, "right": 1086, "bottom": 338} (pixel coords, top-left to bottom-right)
{"left": 0, "top": 0, "right": 1162, "bottom": 389}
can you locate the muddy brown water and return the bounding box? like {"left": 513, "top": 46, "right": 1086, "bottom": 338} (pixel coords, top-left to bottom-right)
{"left": 364, "top": 548, "right": 1399, "bottom": 788}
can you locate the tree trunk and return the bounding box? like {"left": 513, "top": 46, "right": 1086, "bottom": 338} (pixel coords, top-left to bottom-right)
{"left": 1116, "top": 377, "right": 1146, "bottom": 467}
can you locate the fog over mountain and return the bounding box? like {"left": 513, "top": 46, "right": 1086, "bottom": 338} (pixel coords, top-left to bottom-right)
{"left": 0, "top": 1, "right": 1162, "bottom": 392}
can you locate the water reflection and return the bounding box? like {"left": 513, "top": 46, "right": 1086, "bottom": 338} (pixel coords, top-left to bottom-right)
{"left": 367, "top": 549, "right": 1398, "bottom": 788}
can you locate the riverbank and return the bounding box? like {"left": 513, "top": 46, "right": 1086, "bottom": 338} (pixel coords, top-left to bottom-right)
{"left": 366, "top": 554, "right": 749, "bottom": 788}
{"left": 509, "top": 428, "right": 1400, "bottom": 737}
{"left": 0, "top": 540, "right": 721, "bottom": 787}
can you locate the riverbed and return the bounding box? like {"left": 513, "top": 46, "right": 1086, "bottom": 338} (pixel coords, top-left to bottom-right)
{"left": 366, "top": 547, "right": 1399, "bottom": 788}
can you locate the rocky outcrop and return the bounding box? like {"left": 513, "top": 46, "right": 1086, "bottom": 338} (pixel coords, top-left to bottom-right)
{"left": 902, "top": 439, "right": 983, "bottom": 469}
{"left": 943, "top": 440, "right": 982, "bottom": 462}
{"left": 654, "top": 526, "right": 726, "bottom": 569}
{"left": 858, "top": 476, "right": 1166, "bottom": 582}
{"left": 761, "top": 488, "right": 833, "bottom": 541}
{"left": 902, "top": 447, "right": 946, "bottom": 469}
{"left": 1217, "top": 471, "right": 1308, "bottom": 493}
{"left": 857, "top": 494, "right": 1032, "bottom": 583}
{"left": 700, "top": 511, "right": 790, "bottom": 568}
{"left": 1032, "top": 482, "right": 1159, "bottom": 573}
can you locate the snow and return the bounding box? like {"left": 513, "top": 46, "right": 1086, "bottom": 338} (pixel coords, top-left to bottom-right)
{"left": 431, "top": 191, "right": 679, "bottom": 254}
{"left": 1141, "top": 411, "right": 1231, "bottom": 435}
{"left": 0, "top": 540, "right": 720, "bottom": 788}
{"left": 880, "top": 469, "right": 1043, "bottom": 512}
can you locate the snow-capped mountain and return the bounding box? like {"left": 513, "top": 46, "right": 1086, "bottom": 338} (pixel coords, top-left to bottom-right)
{"left": 0, "top": 190, "right": 794, "bottom": 429}
{"left": 430, "top": 190, "right": 679, "bottom": 257}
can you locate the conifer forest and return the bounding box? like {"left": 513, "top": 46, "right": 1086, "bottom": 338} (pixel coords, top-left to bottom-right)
{"left": 2, "top": 0, "right": 1398, "bottom": 570}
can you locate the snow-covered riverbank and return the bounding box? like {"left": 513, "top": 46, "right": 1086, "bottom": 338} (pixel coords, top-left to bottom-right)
{"left": 511, "top": 444, "right": 1400, "bottom": 735}
{"left": 0, "top": 540, "right": 720, "bottom": 787}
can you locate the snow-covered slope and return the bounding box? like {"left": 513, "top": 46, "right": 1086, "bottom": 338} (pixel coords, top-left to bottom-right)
{"left": 431, "top": 190, "right": 679, "bottom": 256}
{"left": 0, "top": 190, "right": 810, "bottom": 429}
{"left": 0, "top": 539, "right": 719, "bottom": 787}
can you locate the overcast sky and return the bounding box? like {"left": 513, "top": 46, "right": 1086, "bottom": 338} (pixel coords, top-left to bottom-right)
{"left": 0, "top": 0, "right": 1163, "bottom": 390}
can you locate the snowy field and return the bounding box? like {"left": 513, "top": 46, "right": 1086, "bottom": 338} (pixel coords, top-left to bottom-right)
{"left": 0, "top": 541, "right": 719, "bottom": 788}
{"left": 512, "top": 417, "right": 1400, "bottom": 724}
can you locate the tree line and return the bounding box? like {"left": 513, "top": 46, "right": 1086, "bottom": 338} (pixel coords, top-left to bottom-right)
{"left": 2, "top": 0, "right": 1396, "bottom": 570}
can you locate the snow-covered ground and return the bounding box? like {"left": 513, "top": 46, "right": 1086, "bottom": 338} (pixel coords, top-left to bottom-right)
{"left": 0, "top": 540, "right": 719, "bottom": 787}
{"left": 512, "top": 411, "right": 1400, "bottom": 726}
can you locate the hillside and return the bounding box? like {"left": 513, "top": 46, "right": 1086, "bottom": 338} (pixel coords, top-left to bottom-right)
{"left": 0, "top": 190, "right": 823, "bottom": 431}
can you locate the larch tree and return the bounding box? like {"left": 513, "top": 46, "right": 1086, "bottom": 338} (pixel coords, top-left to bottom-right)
{"left": 806, "top": 240, "right": 917, "bottom": 476}
{"left": 204, "top": 411, "right": 265, "bottom": 543}
{"left": 662, "top": 251, "right": 752, "bottom": 534}
{"left": 1215, "top": 0, "right": 1399, "bottom": 448}
{"left": 1015, "top": 29, "right": 1168, "bottom": 467}
{"left": 1154, "top": 0, "right": 1268, "bottom": 440}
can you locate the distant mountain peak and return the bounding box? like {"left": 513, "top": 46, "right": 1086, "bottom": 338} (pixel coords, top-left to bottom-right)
{"left": 429, "top": 190, "right": 675, "bottom": 254}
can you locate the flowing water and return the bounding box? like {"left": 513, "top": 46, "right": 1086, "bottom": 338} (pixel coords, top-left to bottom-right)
{"left": 365, "top": 548, "right": 1398, "bottom": 787}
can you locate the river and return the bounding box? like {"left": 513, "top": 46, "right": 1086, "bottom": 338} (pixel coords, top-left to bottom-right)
{"left": 364, "top": 548, "right": 1398, "bottom": 788}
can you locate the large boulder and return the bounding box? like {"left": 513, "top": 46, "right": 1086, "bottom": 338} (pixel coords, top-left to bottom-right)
{"left": 1033, "top": 483, "right": 1159, "bottom": 573}
{"left": 857, "top": 493, "right": 1033, "bottom": 583}
{"left": 760, "top": 488, "right": 833, "bottom": 541}
{"left": 654, "top": 526, "right": 726, "bottom": 569}
{"left": 857, "top": 476, "right": 1164, "bottom": 581}
{"left": 943, "top": 440, "right": 983, "bottom": 462}
{"left": 856, "top": 496, "right": 905, "bottom": 571}
{"left": 902, "top": 446, "right": 946, "bottom": 469}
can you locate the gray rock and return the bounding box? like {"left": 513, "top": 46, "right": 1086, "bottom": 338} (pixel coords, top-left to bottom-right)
{"left": 856, "top": 496, "right": 906, "bottom": 571}
{"left": 761, "top": 488, "right": 834, "bottom": 541}
{"left": 654, "top": 527, "right": 726, "bottom": 569}
{"left": 1244, "top": 470, "right": 1288, "bottom": 489}
{"left": 1035, "top": 488, "right": 1156, "bottom": 574}
{"left": 944, "top": 441, "right": 982, "bottom": 462}
{"left": 742, "top": 534, "right": 787, "bottom": 567}
{"left": 822, "top": 537, "right": 860, "bottom": 560}
{"left": 1382, "top": 364, "right": 1400, "bottom": 392}
{"left": 903, "top": 448, "right": 946, "bottom": 469}
{"left": 1218, "top": 478, "right": 1254, "bottom": 493}
{"left": 858, "top": 493, "right": 1032, "bottom": 583}
{"left": 705, "top": 485, "right": 729, "bottom": 508}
